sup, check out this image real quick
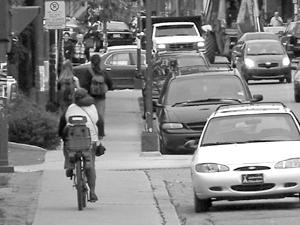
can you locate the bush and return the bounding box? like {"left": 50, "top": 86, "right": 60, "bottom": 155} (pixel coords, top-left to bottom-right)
{"left": 6, "top": 94, "right": 61, "bottom": 150}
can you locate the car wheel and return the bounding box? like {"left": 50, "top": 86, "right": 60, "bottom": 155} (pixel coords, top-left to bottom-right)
{"left": 159, "top": 138, "right": 170, "bottom": 154}
{"left": 194, "top": 193, "right": 211, "bottom": 213}
{"left": 285, "top": 71, "right": 292, "bottom": 83}
{"left": 295, "top": 94, "right": 300, "bottom": 102}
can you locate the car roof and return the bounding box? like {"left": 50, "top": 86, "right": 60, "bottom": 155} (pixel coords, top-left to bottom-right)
{"left": 212, "top": 102, "right": 290, "bottom": 118}
{"left": 245, "top": 39, "right": 281, "bottom": 44}
{"left": 157, "top": 51, "right": 206, "bottom": 57}
{"left": 171, "top": 69, "right": 241, "bottom": 79}
{"left": 154, "top": 22, "right": 195, "bottom": 27}
{"left": 239, "top": 32, "right": 279, "bottom": 41}
{"left": 106, "top": 45, "right": 139, "bottom": 51}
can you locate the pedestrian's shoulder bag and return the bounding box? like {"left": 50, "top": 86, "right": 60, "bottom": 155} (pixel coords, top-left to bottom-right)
{"left": 88, "top": 66, "right": 108, "bottom": 96}
{"left": 80, "top": 107, "right": 106, "bottom": 156}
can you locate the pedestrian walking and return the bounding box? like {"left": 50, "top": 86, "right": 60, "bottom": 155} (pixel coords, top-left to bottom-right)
{"left": 58, "top": 88, "right": 105, "bottom": 202}
{"left": 57, "top": 60, "right": 80, "bottom": 114}
{"left": 269, "top": 11, "right": 283, "bottom": 27}
{"left": 72, "top": 33, "right": 86, "bottom": 65}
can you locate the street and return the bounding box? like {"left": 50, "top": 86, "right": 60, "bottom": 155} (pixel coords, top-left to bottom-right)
{"left": 22, "top": 77, "right": 300, "bottom": 225}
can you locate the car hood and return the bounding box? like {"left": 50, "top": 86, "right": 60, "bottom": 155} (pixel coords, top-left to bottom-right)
{"left": 165, "top": 104, "right": 228, "bottom": 123}
{"left": 246, "top": 54, "right": 285, "bottom": 63}
{"left": 154, "top": 36, "right": 204, "bottom": 44}
{"left": 193, "top": 141, "right": 300, "bottom": 165}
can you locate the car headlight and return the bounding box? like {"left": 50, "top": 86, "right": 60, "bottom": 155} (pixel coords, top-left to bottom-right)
{"left": 282, "top": 56, "right": 291, "bottom": 66}
{"left": 197, "top": 41, "right": 205, "bottom": 48}
{"left": 245, "top": 58, "right": 255, "bottom": 68}
{"left": 161, "top": 122, "right": 183, "bottom": 130}
{"left": 275, "top": 158, "right": 300, "bottom": 169}
{"left": 157, "top": 44, "right": 166, "bottom": 50}
{"left": 195, "top": 163, "right": 229, "bottom": 173}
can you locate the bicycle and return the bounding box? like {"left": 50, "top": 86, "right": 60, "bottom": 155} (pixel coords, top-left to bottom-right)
{"left": 64, "top": 115, "right": 92, "bottom": 210}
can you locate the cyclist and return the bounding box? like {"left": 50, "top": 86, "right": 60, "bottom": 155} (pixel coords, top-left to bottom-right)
{"left": 58, "top": 88, "right": 104, "bottom": 202}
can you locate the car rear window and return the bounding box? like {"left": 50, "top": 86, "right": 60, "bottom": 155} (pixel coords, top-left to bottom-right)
{"left": 201, "top": 113, "right": 300, "bottom": 146}
{"left": 166, "top": 75, "right": 247, "bottom": 105}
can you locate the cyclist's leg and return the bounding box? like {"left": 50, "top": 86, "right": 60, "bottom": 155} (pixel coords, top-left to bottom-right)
{"left": 85, "top": 146, "right": 97, "bottom": 201}
{"left": 63, "top": 145, "right": 74, "bottom": 177}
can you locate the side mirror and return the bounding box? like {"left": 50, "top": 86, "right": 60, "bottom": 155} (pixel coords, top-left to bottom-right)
{"left": 184, "top": 140, "right": 199, "bottom": 151}
{"left": 201, "top": 24, "right": 212, "bottom": 33}
{"left": 252, "top": 94, "right": 263, "bottom": 102}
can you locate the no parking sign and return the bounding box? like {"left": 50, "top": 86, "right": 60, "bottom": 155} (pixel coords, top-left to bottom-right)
{"left": 45, "top": 1, "right": 66, "bottom": 30}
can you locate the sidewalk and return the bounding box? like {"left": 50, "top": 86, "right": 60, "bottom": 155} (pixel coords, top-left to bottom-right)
{"left": 23, "top": 89, "right": 191, "bottom": 225}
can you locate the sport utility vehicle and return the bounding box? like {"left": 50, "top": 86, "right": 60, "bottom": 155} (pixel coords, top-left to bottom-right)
{"left": 281, "top": 21, "right": 300, "bottom": 57}
{"left": 154, "top": 70, "right": 263, "bottom": 154}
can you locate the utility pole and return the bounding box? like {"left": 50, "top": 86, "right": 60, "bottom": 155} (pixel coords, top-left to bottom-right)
{"left": 0, "top": 1, "right": 14, "bottom": 172}
{"left": 136, "top": 0, "right": 142, "bottom": 80}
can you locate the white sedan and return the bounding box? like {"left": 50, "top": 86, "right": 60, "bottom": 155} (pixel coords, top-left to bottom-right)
{"left": 190, "top": 103, "right": 300, "bottom": 212}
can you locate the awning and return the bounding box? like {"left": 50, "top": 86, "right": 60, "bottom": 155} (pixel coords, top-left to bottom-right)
{"left": 11, "top": 6, "right": 40, "bottom": 35}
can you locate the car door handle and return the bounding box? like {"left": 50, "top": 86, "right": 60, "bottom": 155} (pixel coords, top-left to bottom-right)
{"left": 106, "top": 68, "right": 111, "bottom": 71}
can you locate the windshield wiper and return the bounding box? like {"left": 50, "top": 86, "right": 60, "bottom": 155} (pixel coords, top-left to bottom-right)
{"left": 172, "top": 98, "right": 242, "bottom": 107}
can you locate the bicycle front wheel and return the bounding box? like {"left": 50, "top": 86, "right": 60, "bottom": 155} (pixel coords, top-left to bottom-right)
{"left": 75, "top": 160, "right": 85, "bottom": 210}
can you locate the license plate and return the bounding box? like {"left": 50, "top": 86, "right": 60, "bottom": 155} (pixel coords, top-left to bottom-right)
{"left": 113, "top": 34, "right": 121, "bottom": 38}
{"left": 241, "top": 173, "right": 264, "bottom": 184}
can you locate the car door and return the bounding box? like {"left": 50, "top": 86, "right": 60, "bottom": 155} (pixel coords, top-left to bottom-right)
{"left": 103, "top": 51, "right": 134, "bottom": 89}
{"left": 282, "top": 23, "right": 295, "bottom": 55}
{"left": 130, "top": 51, "right": 146, "bottom": 89}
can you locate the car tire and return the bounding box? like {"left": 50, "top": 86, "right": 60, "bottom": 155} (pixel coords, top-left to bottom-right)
{"left": 159, "top": 138, "right": 170, "bottom": 154}
{"left": 295, "top": 94, "right": 300, "bottom": 102}
{"left": 285, "top": 71, "right": 292, "bottom": 83}
{"left": 194, "top": 193, "right": 211, "bottom": 213}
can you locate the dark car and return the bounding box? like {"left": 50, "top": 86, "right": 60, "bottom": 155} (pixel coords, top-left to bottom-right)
{"left": 233, "top": 39, "right": 292, "bottom": 83}
{"left": 74, "top": 46, "right": 146, "bottom": 89}
{"left": 95, "top": 21, "right": 135, "bottom": 50}
{"left": 281, "top": 21, "right": 300, "bottom": 57}
{"left": 154, "top": 70, "right": 263, "bottom": 154}
{"left": 294, "top": 69, "right": 300, "bottom": 102}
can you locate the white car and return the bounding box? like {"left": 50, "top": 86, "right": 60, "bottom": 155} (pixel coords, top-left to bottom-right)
{"left": 190, "top": 102, "right": 300, "bottom": 212}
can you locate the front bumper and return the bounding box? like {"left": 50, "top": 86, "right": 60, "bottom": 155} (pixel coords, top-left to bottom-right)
{"left": 191, "top": 166, "right": 300, "bottom": 201}
{"left": 243, "top": 67, "right": 291, "bottom": 80}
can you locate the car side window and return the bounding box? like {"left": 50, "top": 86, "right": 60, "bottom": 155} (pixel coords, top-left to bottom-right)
{"left": 131, "top": 53, "right": 146, "bottom": 66}
{"left": 106, "top": 53, "right": 130, "bottom": 66}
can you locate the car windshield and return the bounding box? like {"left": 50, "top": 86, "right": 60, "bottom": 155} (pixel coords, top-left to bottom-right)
{"left": 246, "top": 42, "right": 284, "bottom": 55}
{"left": 166, "top": 75, "right": 247, "bottom": 106}
{"left": 155, "top": 25, "right": 198, "bottom": 37}
{"left": 201, "top": 113, "right": 300, "bottom": 146}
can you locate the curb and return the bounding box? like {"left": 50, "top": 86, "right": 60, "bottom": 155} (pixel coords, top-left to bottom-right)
{"left": 8, "top": 142, "right": 47, "bottom": 152}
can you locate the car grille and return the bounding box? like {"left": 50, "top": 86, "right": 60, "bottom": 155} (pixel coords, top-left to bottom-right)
{"left": 234, "top": 166, "right": 271, "bottom": 171}
{"left": 231, "top": 183, "right": 275, "bottom": 192}
{"left": 258, "top": 62, "right": 278, "bottom": 68}
{"left": 185, "top": 121, "right": 206, "bottom": 131}
{"left": 169, "top": 43, "right": 195, "bottom": 51}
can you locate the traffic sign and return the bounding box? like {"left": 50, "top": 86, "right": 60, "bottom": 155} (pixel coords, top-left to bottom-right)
{"left": 45, "top": 1, "right": 65, "bottom": 29}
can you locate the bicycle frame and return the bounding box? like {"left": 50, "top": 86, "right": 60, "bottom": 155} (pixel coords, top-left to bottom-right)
{"left": 73, "top": 151, "right": 90, "bottom": 211}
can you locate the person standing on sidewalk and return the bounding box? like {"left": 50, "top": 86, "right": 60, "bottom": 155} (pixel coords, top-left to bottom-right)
{"left": 58, "top": 88, "right": 105, "bottom": 202}
{"left": 57, "top": 60, "right": 81, "bottom": 114}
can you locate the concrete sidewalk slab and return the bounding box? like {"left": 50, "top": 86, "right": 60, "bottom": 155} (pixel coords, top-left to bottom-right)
{"left": 28, "top": 89, "right": 185, "bottom": 225}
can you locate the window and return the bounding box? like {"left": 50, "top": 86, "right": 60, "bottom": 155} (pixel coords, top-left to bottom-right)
{"left": 106, "top": 53, "right": 130, "bottom": 66}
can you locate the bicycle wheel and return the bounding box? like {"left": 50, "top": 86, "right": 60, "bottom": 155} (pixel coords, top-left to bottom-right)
{"left": 75, "top": 160, "right": 84, "bottom": 210}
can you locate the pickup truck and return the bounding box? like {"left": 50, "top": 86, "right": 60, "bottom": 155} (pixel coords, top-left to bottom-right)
{"left": 152, "top": 21, "right": 205, "bottom": 53}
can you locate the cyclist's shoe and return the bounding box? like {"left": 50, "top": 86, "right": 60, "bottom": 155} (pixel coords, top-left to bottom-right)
{"left": 65, "top": 169, "right": 73, "bottom": 178}
{"left": 89, "top": 192, "right": 98, "bottom": 202}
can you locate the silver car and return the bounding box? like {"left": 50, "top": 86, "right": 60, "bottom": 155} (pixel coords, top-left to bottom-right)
{"left": 190, "top": 102, "right": 300, "bottom": 212}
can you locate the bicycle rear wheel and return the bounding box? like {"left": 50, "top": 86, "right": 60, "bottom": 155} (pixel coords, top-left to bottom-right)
{"left": 75, "top": 160, "right": 85, "bottom": 210}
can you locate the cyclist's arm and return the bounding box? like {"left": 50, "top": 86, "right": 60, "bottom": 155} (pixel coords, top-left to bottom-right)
{"left": 58, "top": 111, "right": 67, "bottom": 139}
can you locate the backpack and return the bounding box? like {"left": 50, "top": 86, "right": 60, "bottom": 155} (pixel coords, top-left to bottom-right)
{"left": 59, "top": 77, "right": 76, "bottom": 102}
{"left": 88, "top": 67, "right": 108, "bottom": 96}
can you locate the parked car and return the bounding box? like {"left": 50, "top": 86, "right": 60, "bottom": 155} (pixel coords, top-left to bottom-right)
{"left": 281, "top": 21, "right": 300, "bottom": 57}
{"left": 95, "top": 21, "right": 135, "bottom": 50}
{"left": 190, "top": 102, "right": 300, "bottom": 212}
{"left": 293, "top": 69, "right": 300, "bottom": 102}
{"left": 233, "top": 39, "right": 293, "bottom": 83}
{"left": 74, "top": 47, "right": 146, "bottom": 89}
{"left": 154, "top": 70, "right": 263, "bottom": 154}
